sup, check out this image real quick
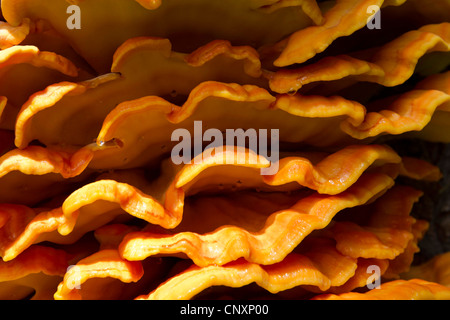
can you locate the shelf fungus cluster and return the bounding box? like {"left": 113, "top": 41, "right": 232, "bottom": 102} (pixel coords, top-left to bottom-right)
{"left": 0, "top": 0, "right": 449, "bottom": 300}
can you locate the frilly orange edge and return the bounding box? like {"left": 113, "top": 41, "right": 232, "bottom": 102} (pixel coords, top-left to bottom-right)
{"left": 313, "top": 279, "right": 450, "bottom": 300}
{"left": 14, "top": 38, "right": 266, "bottom": 149}
{"left": 0, "top": 245, "right": 69, "bottom": 299}
{"left": 119, "top": 172, "right": 395, "bottom": 266}
{"left": 272, "top": 0, "right": 407, "bottom": 67}
{"left": 269, "top": 23, "right": 450, "bottom": 93}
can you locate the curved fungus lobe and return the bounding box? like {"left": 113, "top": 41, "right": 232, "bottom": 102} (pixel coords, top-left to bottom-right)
{"left": 394, "top": 156, "right": 443, "bottom": 182}
{"left": 0, "top": 18, "right": 32, "bottom": 49}
{"left": 0, "top": 145, "right": 94, "bottom": 179}
{"left": 269, "top": 23, "right": 450, "bottom": 93}
{"left": 331, "top": 185, "right": 425, "bottom": 260}
{"left": 0, "top": 246, "right": 69, "bottom": 300}
{"left": 340, "top": 89, "right": 450, "bottom": 141}
{"left": 54, "top": 224, "right": 175, "bottom": 300}
{"left": 0, "top": 17, "right": 97, "bottom": 75}
{"left": 0, "top": 45, "right": 82, "bottom": 130}
{"left": 20, "top": 76, "right": 448, "bottom": 173}
{"left": 14, "top": 38, "right": 268, "bottom": 149}
{"left": 93, "top": 223, "right": 141, "bottom": 250}
{"left": 119, "top": 169, "right": 434, "bottom": 268}
{"left": 91, "top": 82, "right": 368, "bottom": 170}
{"left": 137, "top": 240, "right": 359, "bottom": 300}
{"left": 338, "top": 70, "right": 450, "bottom": 143}
{"left": 383, "top": 219, "right": 430, "bottom": 279}
{"left": 138, "top": 229, "right": 432, "bottom": 300}
{"left": 328, "top": 184, "right": 431, "bottom": 279}
{"left": 313, "top": 279, "right": 450, "bottom": 300}
{"left": 92, "top": 72, "right": 450, "bottom": 170}
{"left": 53, "top": 249, "right": 144, "bottom": 300}
{"left": 0, "top": 45, "right": 77, "bottom": 77}
{"left": 312, "top": 258, "right": 390, "bottom": 295}
{"left": 0, "top": 145, "right": 96, "bottom": 206}
{"left": 402, "top": 252, "right": 450, "bottom": 287}
{"left": 170, "top": 144, "right": 403, "bottom": 196}
{"left": 271, "top": 0, "right": 407, "bottom": 67}
{"left": 0, "top": 205, "right": 77, "bottom": 262}
{"left": 339, "top": 70, "right": 450, "bottom": 143}
{"left": 1, "top": 0, "right": 322, "bottom": 73}
{"left": 0, "top": 144, "right": 410, "bottom": 261}
{"left": 331, "top": 183, "right": 430, "bottom": 280}
{"left": 331, "top": 222, "right": 414, "bottom": 260}
{"left": 405, "top": 71, "right": 450, "bottom": 143}
{"left": 0, "top": 177, "right": 178, "bottom": 262}
{"left": 119, "top": 172, "right": 395, "bottom": 266}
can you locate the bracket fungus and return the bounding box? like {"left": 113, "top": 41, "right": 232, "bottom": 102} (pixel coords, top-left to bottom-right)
{"left": 0, "top": 0, "right": 449, "bottom": 301}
